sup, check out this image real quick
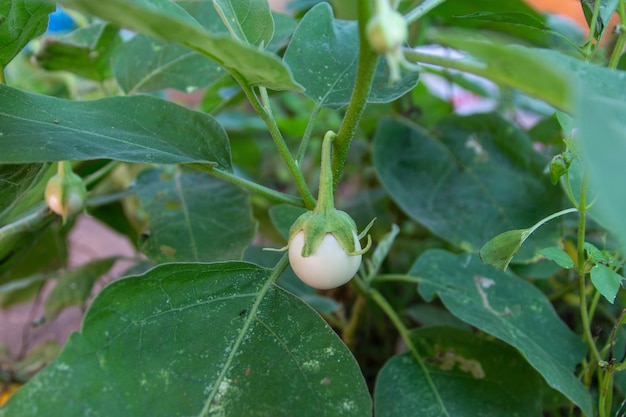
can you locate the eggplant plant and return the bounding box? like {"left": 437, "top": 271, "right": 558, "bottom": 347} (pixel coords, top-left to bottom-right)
{"left": 2, "top": 0, "right": 626, "bottom": 416}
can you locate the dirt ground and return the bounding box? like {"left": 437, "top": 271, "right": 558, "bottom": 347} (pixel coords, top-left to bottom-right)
{"left": 0, "top": 217, "right": 136, "bottom": 362}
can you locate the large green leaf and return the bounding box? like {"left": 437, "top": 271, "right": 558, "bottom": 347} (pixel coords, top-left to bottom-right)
{"left": 135, "top": 167, "right": 257, "bottom": 263}
{"left": 0, "top": 0, "right": 55, "bottom": 66}
{"left": 411, "top": 249, "right": 592, "bottom": 416}
{"left": 113, "top": 35, "right": 225, "bottom": 94}
{"left": 34, "top": 22, "right": 121, "bottom": 81}
{"left": 374, "top": 326, "right": 544, "bottom": 417}
{"left": 427, "top": 29, "right": 574, "bottom": 112}
{"left": 427, "top": 0, "right": 577, "bottom": 49}
{"left": 213, "top": 0, "right": 274, "bottom": 47}
{"left": 113, "top": 8, "right": 295, "bottom": 95}
{"left": 56, "top": 0, "right": 301, "bottom": 91}
{"left": 373, "top": 115, "right": 562, "bottom": 258}
{"left": 578, "top": 93, "right": 626, "bottom": 249}
{"left": 283, "top": 2, "right": 419, "bottom": 109}
{"left": 0, "top": 85, "right": 232, "bottom": 170}
{"left": 0, "top": 261, "right": 371, "bottom": 416}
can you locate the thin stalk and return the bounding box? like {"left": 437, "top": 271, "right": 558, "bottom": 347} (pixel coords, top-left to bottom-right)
{"left": 583, "top": 0, "right": 603, "bottom": 58}
{"left": 342, "top": 294, "right": 367, "bottom": 348}
{"left": 332, "top": 0, "right": 379, "bottom": 189}
{"left": 316, "top": 131, "right": 337, "bottom": 214}
{"left": 189, "top": 164, "right": 304, "bottom": 207}
{"left": 0, "top": 67, "right": 5, "bottom": 84}
{"left": 526, "top": 207, "right": 579, "bottom": 236}
{"left": 83, "top": 160, "right": 119, "bottom": 187}
{"left": 404, "top": 0, "right": 448, "bottom": 24}
{"left": 295, "top": 104, "right": 321, "bottom": 164}
{"left": 372, "top": 274, "right": 422, "bottom": 285}
{"left": 577, "top": 172, "right": 602, "bottom": 364}
{"left": 369, "top": 288, "right": 449, "bottom": 416}
{"left": 608, "top": 0, "right": 626, "bottom": 69}
{"left": 238, "top": 80, "right": 316, "bottom": 209}
{"left": 0, "top": 204, "right": 52, "bottom": 240}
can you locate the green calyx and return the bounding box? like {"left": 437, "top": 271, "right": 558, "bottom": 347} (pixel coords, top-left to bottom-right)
{"left": 288, "top": 131, "right": 374, "bottom": 257}
{"left": 45, "top": 161, "right": 87, "bottom": 224}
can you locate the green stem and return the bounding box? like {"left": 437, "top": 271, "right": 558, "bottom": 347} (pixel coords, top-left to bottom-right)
{"left": 332, "top": 0, "right": 379, "bottom": 189}
{"left": 342, "top": 294, "right": 367, "bottom": 348}
{"left": 0, "top": 66, "right": 5, "bottom": 84}
{"left": 295, "top": 104, "right": 321, "bottom": 164}
{"left": 608, "top": 0, "right": 626, "bottom": 69}
{"left": 583, "top": 0, "right": 603, "bottom": 58}
{"left": 370, "top": 288, "right": 449, "bottom": 416}
{"left": 526, "top": 207, "right": 579, "bottom": 236}
{"left": 189, "top": 164, "right": 304, "bottom": 207}
{"left": 598, "top": 367, "right": 613, "bottom": 417}
{"left": 404, "top": 0, "right": 448, "bottom": 24}
{"left": 371, "top": 274, "right": 422, "bottom": 285}
{"left": 83, "top": 160, "right": 119, "bottom": 187}
{"left": 58, "top": 161, "right": 71, "bottom": 176}
{"left": 577, "top": 172, "right": 602, "bottom": 364}
{"left": 238, "top": 81, "right": 316, "bottom": 209}
{"left": 0, "top": 204, "right": 53, "bottom": 241}
{"left": 316, "top": 131, "right": 337, "bottom": 213}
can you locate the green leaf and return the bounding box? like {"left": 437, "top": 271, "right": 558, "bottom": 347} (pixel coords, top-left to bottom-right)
{"left": 135, "top": 167, "right": 257, "bottom": 262}
{"left": 578, "top": 93, "right": 626, "bottom": 249}
{"left": 44, "top": 257, "right": 117, "bottom": 321}
{"left": 113, "top": 35, "right": 224, "bottom": 94}
{"left": 112, "top": 0, "right": 248, "bottom": 95}
{"left": 374, "top": 327, "right": 544, "bottom": 417}
{"left": 411, "top": 249, "right": 592, "bottom": 416}
{"left": 213, "top": 0, "right": 274, "bottom": 47}
{"left": 590, "top": 264, "right": 623, "bottom": 304}
{"left": 34, "top": 23, "right": 121, "bottom": 81}
{"left": 57, "top": 0, "right": 301, "bottom": 91}
{"left": 478, "top": 229, "right": 531, "bottom": 271}
{"left": 0, "top": 0, "right": 55, "bottom": 66}
{"left": 540, "top": 246, "right": 575, "bottom": 269}
{"left": 0, "top": 85, "right": 232, "bottom": 169}
{"left": 428, "top": 0, "right": 554, "bottom": 46}
{"left": 0, "top": 262, "right": 371, "bottom": 416}
{"left": 427, "top": 29, "right": 574, "bottom": 112}
{"left": 0, "top": 164, "right": 47, "bottom": 224}
{"left": 373, "top": 115, "right": 562, "bottom": 258}
{"left": 283, "top": 2, "right": 419, "bottom": 109}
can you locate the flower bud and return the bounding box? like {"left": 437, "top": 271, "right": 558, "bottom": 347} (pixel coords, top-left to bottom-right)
{"left": 366, "top": 8, "right": 408, "bottom": 55}
{"left": 45, "top": 162, "right": 87, "bottom": 223}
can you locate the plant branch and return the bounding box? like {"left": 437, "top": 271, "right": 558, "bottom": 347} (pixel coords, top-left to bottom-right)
{"left": 189, "top": 164, "right": 304, "bottom": 207}
{"left": 0, "top": 67, "right": 5, "bottom": 85}
{"left": 608, "top": 0, "right": 626, "bottom": 69}
{"left": 369, "top": 288, "right": 449, "bottom": 416}
{"left": 237, "top": 80, "right": 316, "bottom": 209}
{"left": 0, "top": 204, "right": 53, "bottom": 242}
{"left": 577, "top": 172, "right": 602, "bottom": 364}
{"left": 332, "top": 0, "right": 379, "bottom": 189}
{"left": 404, "top": 0, "right": 448, "bottom": 24}
{"left": 342, "top": 294, "right": 367, "bottom": 348}
{"left": 583, "top": 0, "right": 603, "bottom": 58}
